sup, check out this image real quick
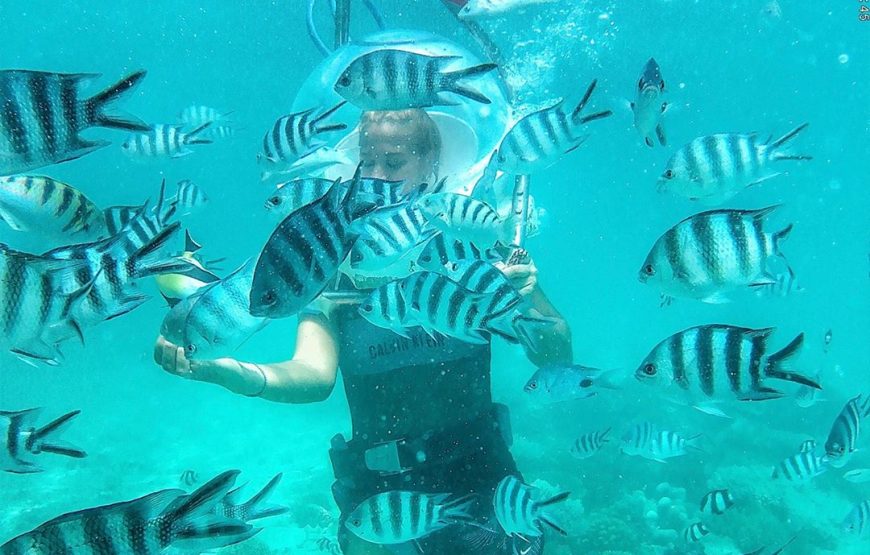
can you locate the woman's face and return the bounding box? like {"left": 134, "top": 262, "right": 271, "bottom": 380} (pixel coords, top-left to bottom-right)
{"left": 359, "top": 120, "right": 434, "bottom": 189}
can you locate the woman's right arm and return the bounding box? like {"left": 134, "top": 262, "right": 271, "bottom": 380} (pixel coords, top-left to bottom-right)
{"left": 154, "top": 312, "right": 339, "bottom": 404}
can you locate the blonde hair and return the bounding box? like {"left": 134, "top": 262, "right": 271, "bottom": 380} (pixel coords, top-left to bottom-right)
{"left": 360, "top": 109, "right": 442, "bottom": 177}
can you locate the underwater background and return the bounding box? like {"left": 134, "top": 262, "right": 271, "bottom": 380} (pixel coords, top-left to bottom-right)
{"left": 0, "top": 0, "right": 868, "bottom": 553}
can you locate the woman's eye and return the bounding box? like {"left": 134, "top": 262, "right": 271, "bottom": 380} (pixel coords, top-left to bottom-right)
{"left": 386, "top": 159, "right": 406, "bottom": 171}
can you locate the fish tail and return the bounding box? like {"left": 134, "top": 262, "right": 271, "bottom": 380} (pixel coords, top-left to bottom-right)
{"left": 85, "top": 70, "right": 149, "bottom": 131}
{"left": 538, "top": 514, "right": 568, "bottom": 536}
{"left": 128, "top": 221, "right": 186, "bottom": 277}
{"left": 772, "top": 223, "right": 794, "bottom": 255}
{"left": 535, "top": 490, "right": 570, "bottom": 509}
{"left": 239, "top": 473, "right": 289, "bottom": 521}
{"left": 183, "top": 122, "right": 214, "bottom": 145}
{"left": 765, "top": 333, "right": 820, "bottom": 389}
{"left": 441, "top": 493, "right": 476, "bottom": 523}
{"left": 443, "top": 63, "right": 498, "bottom": 104}
{"left": 27, "top": 410, "right": 87, "bottom": 459}
{"left": 768, "top": 122, "right": 811, "bottom": 161}
{"left": 312, "top": 100, "right": 348, "bottom": 134}
{"left": 165, "top": 471, "right": 258, "bottom": 549}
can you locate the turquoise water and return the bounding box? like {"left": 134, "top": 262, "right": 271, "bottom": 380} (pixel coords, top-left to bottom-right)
{"left": 0, "top": 1, "right": 868, "bottom": 553}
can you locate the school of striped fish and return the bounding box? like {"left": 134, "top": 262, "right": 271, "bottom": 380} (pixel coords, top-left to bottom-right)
{"left": 0, "top": 7, "right": 864, "bottom": 554}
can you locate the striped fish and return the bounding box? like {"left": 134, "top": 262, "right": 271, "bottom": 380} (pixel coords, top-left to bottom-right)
{"left": 639, "top": 206, "right": 795, "bottom": 304}
{"left": 772, "top": 451, "right": 827, "bottom": 481}
{"left": 0, "top": 246, "right": 92, "bottom": 364}
{"left": 843, "top": 500, "right": 870, "bottom": 536}
{"left": 493, "top": 475, "right": 569, "bottom": 538}
{"left": 0, "top": 70, "right": 148, "bottom": 175}
{"left": 178, "top": 104, "right": 231, "bottom": 127}
{"left": 121, "top": 122, "right": 212, "bottom": 158}
{"left": 569, "top": 429, "right": 611, "bottom": 460}
{"left": 173, "top": 179, "right": 208, "bottom": 215}
{"left": 824, "top": 395, "right": 870, "bottom": 468}
{"left": 260, "top": 145, "right": 353, "bottom": 183}
{"left": 259, "top": 101, "right": 347, "bottom": 165}
{"left": 798, "top": 439, "right": 817, "bottom": 453}
{"left": 659, "top": 124, "right": 811, "bottom": 204}
{"left": 214, "top": 474, "right": 288, "bottom": 522}
{"left": 0, "top": 176, "right": 104, "bottom": 239}
{"left": 349, "top": 204, "right": 437, "bottom": 275}
{"left": 103, "top": 179, "right": 179, "bottom": 238}
{"left": 266, "top": 176, "right": 406, "bottom": 221}
{"left": 1, "top": 408, "right": 85, "bottom": 473}
{"left": 358, "top": 280, "right": 417, "bottom": 337}
{"left": 631, "top": 58, "right": 668, "bottom": 148}
{"left": 417, "top": 193, "right": 511, "bottom": 247}
{"left": 345, "top": 490, "right": 474, "bottom": 544}
{"left": 700, "top": 489, "right": 734, "bottom": 516}
{"left": 0, "top": 470, "right": 256, "bottom": 553}
{"left": 755, "top": 265, "right": 804, "bottom": 298}
{"left": 334, "top": 49, "right": 497, "bottom": 110}
{"left": 182, "top": 260, "right": 269, "bottom": 360}
{"left": 154, "top": 231, "right": 221, "bottom": 303}
{"left": 415, "top": 234, "right": 503, "bottom": 273}
{"left": 620, "top": 422, "right": 700, "bottom": 462}
{"left": 250, "top": 168, "right": 375, "bottom": 319}
{"left": 491, "top": 79, "right": 612, "bottom": 175}
{"left": 636, "top": 325, "right": 821, "bottom": 403}
{"left": 684, "top": 522, "right": 710, "bottom": 542}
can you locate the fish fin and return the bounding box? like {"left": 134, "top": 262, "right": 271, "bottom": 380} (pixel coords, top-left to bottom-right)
{"left": 765, "top": 332, "right": 820, "bottom": 389}
{"left": 768, "top": 122, "right": 811, "bottom": 159}
{"left": 537, "top": 515, "right": 568, "bottom": 536}
{"left": 238, "top": 473, "right": 289, "bottom": 521}
{"left": 103, "top": 294, "right": 149, "bottom": 321}
{"left": 535, "top": 490, "right": 570, "bottom": 509}
{"left": 746, "top": 172, "right": 782, "bottom": 188}
{"left": 443, "top": 63, "right": 498, "bottom": 104}
{"left": 737, "top": 386, "right": 784, "bottom": 401}
{"left": 575, "top": 109, "right": 613, "bottom": 125}
{"left": 54, "top": 140, "right": 110, "bottom": 165}
{"left": 173, "top": 515, "right": 259, "bottom": 550}
{"left": 700, "top": 291, "right": 732, "bottom": 304}
{"left": 441, "top": 493, "right": 476, "bottom": 523}
{"left": 161, "top": 292, "right": 182, "bottom": 308}
{"left": 312, "top": 100, "right": 348, "bottom": 133}
{"left": 749, "top": 204, "right": 782, "bottom": 223}
{"left": 655, "top": 122, "right": 667, "bottom": 146}
{"left": 0, "top": 205, "right": 26, "bottom": 231}
{"left": 749, "top": 273, "right": 779, "bottom": 288}
{"left": 183, "top": 122, "right": 213, "bottom": 145}
{"left": 564, "top": 137, "right": 588, "bottom": 154}
{"left": 184, "top": 230, "right": 202, "bottom": 253}
{"left": 10, "top": 342, "right": 63, "bottom": 366}
{"left": 644, "top": 136, "right": 654, "bottom": 148}
{"left": 571, "top": 79, "right": 599, "bottom": 121}
{"left": 772, "top": 223, "right": 794, "bottom": 256}
{"left": 129, "top": 222, "right": 184, "bottom": 277}
{"left": 28, "top": 410, "right": 86, "bottom": 458}
{"left": 692, "top": 403, "right": 732, "bottom": 419}
{"left": 85, "top": 70, "right": 149, "bottom": 131}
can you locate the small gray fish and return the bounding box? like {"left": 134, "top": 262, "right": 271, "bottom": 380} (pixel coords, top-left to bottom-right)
{"left": 0, "top": 70, "right": 148, "bottom": 175}
{"left": 824, "top": 395, "right": 870, "bottom": 468}
{"left": 122, "top": 122, "right": 212, "bottom": 158}
{"left": 659, "top": 124, "right": 810, "bottom": 204}
{"left": 490, "top": 79, "right": 612, "bottom": 175}
{"left": 458, "top": 0, "right": 559, "bottom": 19}
{"left": 178, "top": 104, "right": 231, "bottom": 127}
{"left": 493, "top": 475, "right": 569, "bottom": 538}
{"left": 798, "top": 439, "right": 817, "bottom": 453}
{"left": 636, "top": 325, "right": 820, "bottom": 403}
{"left": 639, "top": 206, "right": 795, "bottom": 303}
{"left": 335, "top": 49, "right": 497, "bottom": 110}
{"left": 346, "top": 490, "right": 474, "bottom": 544}
{"left": 843, "top": 469, "right": 870, "bottom": 484}
{"left": 0, "top": 470, "right": 256, "bottom": 552}
{"left": 620, "top": 422, "right": 700, "bottom": 462}
{"left": 0, "top": 175, "right": 104, "bottom": 239}
{"left": 684, "top": 522, "right": 709, "bottom": 542}
{"left": 173, "top": 179, "right": 208, "bottom": 215}
{"left": 843, "top": 500, "right": 870, "bottom": 536}
{"left": 1, "top": 408, "right": 85, "bottom": 473}
{"left": 259, "top": 101, "right": 346, "bottom": 165}
{"left": 771, "top": 451, "right": 826, "bottom": 481}
{"left": 570, "top": 429, "right": 611, "bottom": 460}
{"left": 631, "top": 58, "right": 668, "bottom": 148}
{"left": 700, "top": 489, "right": 734, "bottom": 516}
{"left": 183, "top": 260, "right": 269, "bottom": 360}
{"left": 524, "top": 364, "right": 619, "bottom": 403}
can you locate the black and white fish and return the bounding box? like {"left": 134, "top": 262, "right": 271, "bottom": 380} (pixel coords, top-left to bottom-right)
{"left": 684, "top": 522, "right": 710, "bottom": 543}
{"left": 178, "top": 104, "right": 232, "bottom": 127}
{"left": 639, "top": 206, "right": 795, "bottom": 304}
{"left": 798, "top": 439, "right": 817, "bottom": 453}
{"left": 172, "top": 179, "right": 208, "bottom": 215}
{"left": 843, "top": 500, "right": 870, "bottom": 536}
{"left": 0, "top": 470, "right": 257, "bottom": 552}
{"left": 182, "top": 260, "right": 269, "bottom": 360}
{"left": 259, "top": 145, "right": 353, "bottom": 182}
{"left": 636, "top": 325, "right": 820, "bottom": 406}
{"left": 1, "top": 408, "right": 85, "bottom": 473}
{"left": 259, "top": 101, "right": 347, "bottom": 165}
{"left": 631, "top": 58, "right": 668, "bottom": 147}
{"left": 493, "top": 475, "right": 569, "bottom": 538}
{"left": 250, "top": 169, "right": 375, "bottom": 319}
{"left": 349, "top": 203, "right": 437, "bottom": 275}
{"left": 524, "top": 364, "right": 619, "bottom": 403}
{"left": 490, "top": 79, "right": 612, "bottom": 175}
{"left": 334, "top": 49, "right": 497, "bottom": 110}
{"left": 358, "top": 279, "right": 417, "bottom": 337}
{"left": 824, "top": 395, "right": 870, "bottom": 469}
{"left": 458, "top": 0, "right": 559, "bottom": 19}
{"left": 265, "top": 177, "right": 334, "bottom": 218}
{"left": 103, "top": 179, "right": 175, "bottom": 240}
{"left": 0, "top": 175, "right": 104, "bottom": 239}
{"left": 700, "top": 489, "right": 734, "bottom": 516}
{"left": 0, "top": 69, "right": 148, "bottom": 175}
{"left": 204, "top": 473, "right": 289, "bottom": 523}
{"left": 772, "top": 451, "right": 827, "bottom": 481}
{"left": 569, "top": 429, "right": 611, "bottom": 460}
{"left": 414, "top": 234, "right": 503, "bottom": 274}
{"left": 620, "top": 422, "right": 700, "bottom": 462}
{"left": 658, "top": 124, "right": 810, "bottom": 204}
{"left": 345, "top": 490, "right": 474, "bottom": 544}
{"left": 121, "top": 122, "right": 212, "bottom": 158}
{"left": 417, "top": 192, "right": 511, "bottom": 247}
{"left": 154, "top": 231, "right": 221, "bottom": 303}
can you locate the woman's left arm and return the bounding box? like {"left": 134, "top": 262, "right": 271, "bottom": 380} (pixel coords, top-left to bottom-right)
{"left": 499, "top": 260, "right": 573, "bottom": 367}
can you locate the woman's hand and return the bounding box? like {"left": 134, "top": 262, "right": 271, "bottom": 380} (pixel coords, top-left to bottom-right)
{"left": 154, "top": 335, "right": 195, "bottom": 377}
{"left": 496, "top": 259, "right": 539, "bottom": 298}
{"left": 153, "top": 335, "right": 265, "bottom": 395}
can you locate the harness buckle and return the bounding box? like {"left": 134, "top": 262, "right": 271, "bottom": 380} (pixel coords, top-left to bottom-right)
{"left": 364, "top": 439, "right": 411, "bottom": 475}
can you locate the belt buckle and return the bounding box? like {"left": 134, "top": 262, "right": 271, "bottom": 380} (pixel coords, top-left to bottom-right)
{"left": 364, "top": 439, "right": 410, "bottom": 475}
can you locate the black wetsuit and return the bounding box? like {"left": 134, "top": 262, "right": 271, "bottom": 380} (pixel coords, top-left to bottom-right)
{"left": 314, "top": 280, "right": 542, "bottom": 554}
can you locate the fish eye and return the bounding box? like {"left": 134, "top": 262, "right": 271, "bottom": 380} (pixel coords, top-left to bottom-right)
{"left": 361, "top": 303, "right": 373, "bottom": 313}
{"left": 643, "top": 363, "right": 657, "bottom": 376}
{"left": 643, "top": 264, "right": 655, "bottom": 276}
{"left": 527, "top": 381, "right": 537, "bottom": 390}
{"left": 420, "top": 254, "right": 431, "bottom": 263}
{"left": 663, "top": 169, "right": 675, "bottom": 179}
{"left": 268, "top": 196, "right": 281, "bottom": 206}
{"left": 338, "top": 74, "right": 352, "bottom": 88}
{"left": 351, "top": 518, "right": 361, "bottom": 527}
{"left": 262, "top": 290, "right": 277, "bottom": 306}
{"left": 579, "top": 378, "right": 593, "bottom": 388}
{"left": 185, "top": 344, "right": 197, "bottom": 355}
